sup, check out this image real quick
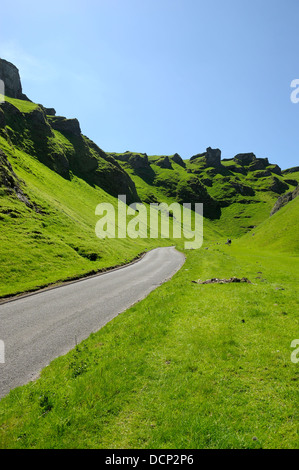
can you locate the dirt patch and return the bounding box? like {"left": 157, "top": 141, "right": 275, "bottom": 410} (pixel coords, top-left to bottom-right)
{"left": 192, "top": 277, "right": 251, "bottom": 284}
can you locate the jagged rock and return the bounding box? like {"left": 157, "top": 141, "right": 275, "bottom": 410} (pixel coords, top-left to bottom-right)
{"left": 251, "top": 169, "right": 272, "bottom": 178}
{"left": 172, "top": 153, "right": 186, "bottom": 168}
{"left": 269, "top": 164, "right": 282, "bottom": 176}
{"left": 248, "top": 159, "right": 268, "bottom": 171}
{"left": 49, "top": 116, "right": 81, "bottom": 136}
{"left": 39, "top": 105, "right": 56, "bottom": 116}
{"left": 230, "top": 181, "right": 255, "bottom": 196}
{"left": 190, "top": 147, "right": 222, "bottom": 168}
{"left": 176, "top": 176, "right": 221, "bottom": 219}
{"left": 155, "top": 156, "right": 172, "bottom": 169}
{"left": 233, "top": 153, "right": 257, "bottom": 166}
{"left": 282, "top": 166, "right": 299, "bottom": 174}
{"left": 110, "top": 152, "right": 149, "bottom": 169}
{"left": 26, "top": 107, "right": 53, "bottom": 135}
{"left": 110, "top": 152, "right": 132, "bottom": 162}
{"left": 0, "top": 58, "right": 29, "bottom": 100}
{"left": 225, "top": 164, "right": 247, "bottom": 175}
{"left": 128, "top": 153, "right": 150, "bottom": 169}
{"left": 269, "top": 176, "right": 289, "bottom": 194}
{"left": 270, "top": 185, "right": 299, "bottom": 215}
{"left": 0, "top": 148, "right": 39, "bottom": 211}
{"left": 45, "top": 108, "right": 56, "bottom": 116}
{"left": 205, "top": 147, "right": 221, "bottom": 167}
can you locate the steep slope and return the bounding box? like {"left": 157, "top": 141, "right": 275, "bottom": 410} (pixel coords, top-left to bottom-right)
{"left": 0, "top": 58, "right": 298, "bottom": 297}
{"left": 110, "top": 148, "right": 297, "bottom": 237}
{"left": 0, "top": 95, "right": 138, "bottom": 204}
{"left": 237, "top": 194, "right": 299, "bottom": 254}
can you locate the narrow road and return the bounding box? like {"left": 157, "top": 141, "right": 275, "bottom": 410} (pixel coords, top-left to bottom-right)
{"left": 0, "top": 246, "right": 185, "bottom": 398}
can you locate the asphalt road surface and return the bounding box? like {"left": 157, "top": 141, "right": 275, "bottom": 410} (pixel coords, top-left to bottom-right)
{"left": 0, "top": 246, "right": 185, "bottom": 399}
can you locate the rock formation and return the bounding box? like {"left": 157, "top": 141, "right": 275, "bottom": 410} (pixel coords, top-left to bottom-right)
{"left": 270, "top": 185, "right": 299, "bottom": 215}
{"left": 190, "top": 147, "right": 222, "bottom": 168}
{"left": 0, "top": 58, "right": 30, "bottom": 100}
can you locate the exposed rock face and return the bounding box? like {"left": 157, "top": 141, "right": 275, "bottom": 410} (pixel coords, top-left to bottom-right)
{"left": 233, "top": 153, "right": 257, "bottom": 166}
{"left": 0, "top": 94, "right": 139, "bottom": 203}
{"left": 129, "top": 153, "right": 150, "bottom": 170}
{"left": 190, "top": 147, "right": 222, "bottom": 168}
{"left": 269, "top": 177, "right": 289, "bottom": 194}
{"left": 45, "top": 108, "right": 56, "bottom": 116}
{"left": 172, "top": 153, "right": 186, "bottom": 168}
{"left": 229, "top": 181, "right": 255, "bottom": 196}
{"left": 0, "top": 59, "right": 29, "bottom": 100}
{"left": 0, "top": 149, "right": 37, "bottom": 210}
{"left": 205, "top": 147, "right": 221, "bottom": 167}
{"left": 248, "top": 159, "right": 268, "bottom": 171}
{"left": 49, "top": 116, "right": 81, "bottom": 136}
{"left": 155, "top": 156, "right": 172, "bottom": 169}
{"left": 176, "top": 176, "right": 221, "bottom": 219}
{"left": 270, "top": 185, "right": 299, "bottom": 215}
{"left": 233, "top": 153, "right": 282, "bottom": 175}
{"left": 269, "top": 164, "right": 282, "bottom": 176}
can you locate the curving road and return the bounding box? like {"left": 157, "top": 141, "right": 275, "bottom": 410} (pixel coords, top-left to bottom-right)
{"left": 0, "top": 246, "right": 185, "bottom": 399}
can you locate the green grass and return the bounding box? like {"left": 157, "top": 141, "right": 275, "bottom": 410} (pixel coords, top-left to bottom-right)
{"left": 0, "top": 138, "right": 167, "bottom": 297}
{"left": 0, "top": 244, "right": 298, "bottom": 448}
{"left": 238, "top": 195, "right": 299, "bottom": 254}
{"left": 0, "top": 136, "right": 219, "bottom": 297}
{"left": 0, "top": 95, "right": 38, "bottom": 113}
{"left": 0, "top": 96, "right": 298, "bottom": 449}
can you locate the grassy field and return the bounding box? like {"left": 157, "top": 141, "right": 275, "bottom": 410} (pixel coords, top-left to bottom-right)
{"left": 0, "top": 241, "right": 298, "bottom": 448}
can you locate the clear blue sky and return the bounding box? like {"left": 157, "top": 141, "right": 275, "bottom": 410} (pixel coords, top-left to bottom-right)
{"left": 0, "top": 0, "right": 299, "bottom": 169}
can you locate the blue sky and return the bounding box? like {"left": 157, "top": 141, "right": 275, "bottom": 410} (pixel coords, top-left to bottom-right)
{"left": 0, "top": 0, "right": 299, "bottom": 169}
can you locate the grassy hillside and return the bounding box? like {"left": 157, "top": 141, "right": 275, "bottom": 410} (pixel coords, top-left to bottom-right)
{"left": 237, "top": 195, "right": 299, "bottom": 254}
{"left": 0, "top": 135, "right": 202, "bottom": 298}
{"left": 0, "top": 92, "right": 298, "bottom": 449}
{"left": 110, "top": 150, "right": 298, "bottom": 238}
